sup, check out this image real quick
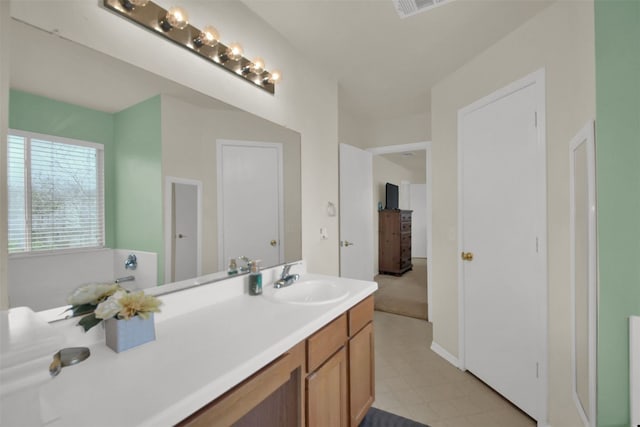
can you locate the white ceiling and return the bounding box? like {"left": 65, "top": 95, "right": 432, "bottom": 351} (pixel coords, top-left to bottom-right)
{"left": 243, "top": 0, "right": 553, "bottom": 121}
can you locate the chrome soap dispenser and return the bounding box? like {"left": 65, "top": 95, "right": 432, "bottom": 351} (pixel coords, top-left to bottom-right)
{"left": 248, "top": 260, "right": 262, "bottom": 295}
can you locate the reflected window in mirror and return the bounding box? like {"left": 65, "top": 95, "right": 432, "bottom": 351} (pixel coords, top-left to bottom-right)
{"left": 7, "top": 130, "right": 105, "bottom": 254}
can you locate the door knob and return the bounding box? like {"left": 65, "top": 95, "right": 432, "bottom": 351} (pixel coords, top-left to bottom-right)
{"left": 461, "top": 252, "right": 474, "bottom": 261}
{"left": 341, "top": 241, "right": 354, "bottom": 247}
{"left": 270, "top": 239, "right": 277, "bottom": 247}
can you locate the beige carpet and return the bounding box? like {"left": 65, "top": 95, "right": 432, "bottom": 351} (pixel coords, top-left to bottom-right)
{"left": 374, "top": 258, "right": 428, "bottom": 320}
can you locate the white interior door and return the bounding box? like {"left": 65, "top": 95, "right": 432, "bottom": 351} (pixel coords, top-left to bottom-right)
{"left": 218, "top": 140, "right": 283, "bottom": 268}
{"left": 459, "top": 72, "right": 546, "bottom": 420}
{"left": 339, "top": 143, "right": 373, "bottom": 281}
{"left": 173, "top": 183, "right": 198, "bottom": 281}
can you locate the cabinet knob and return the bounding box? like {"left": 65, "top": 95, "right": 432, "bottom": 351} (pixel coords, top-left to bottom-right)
{"left": 461, "top": 252, "right": 474, "bottom": 261}
{"left": 341, "top": 241, "right": 354, "bottom": 247}
{"left": 270, "top": 239, "right": 277, "bottom": 247}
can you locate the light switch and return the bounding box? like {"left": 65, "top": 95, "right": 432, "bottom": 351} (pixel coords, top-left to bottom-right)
{"left": 320, "top": 227, "right": 328, "bottom": 240}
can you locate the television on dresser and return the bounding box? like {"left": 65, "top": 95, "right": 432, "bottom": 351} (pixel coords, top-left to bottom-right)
{"left": 385, "top": 182, "right": 399, "bottom": 210}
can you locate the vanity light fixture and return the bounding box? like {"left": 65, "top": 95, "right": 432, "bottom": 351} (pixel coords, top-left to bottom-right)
{"left": 103, "top": 0, "right": 281, "bottom": 94}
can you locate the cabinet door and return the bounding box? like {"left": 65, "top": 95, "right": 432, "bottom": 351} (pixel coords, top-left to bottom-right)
{"left": 307, "top": 347, "right": 348, "bottom": 427}
{"left": 349, "top": 323, "right": 375, "bottom": 426}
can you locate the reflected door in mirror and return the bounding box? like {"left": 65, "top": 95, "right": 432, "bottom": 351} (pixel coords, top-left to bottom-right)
{"left": 218, "top": 140, "right": 283, "bottom": 267}
{"left": 172, "top": 182, "right": 200, "bottom": 281}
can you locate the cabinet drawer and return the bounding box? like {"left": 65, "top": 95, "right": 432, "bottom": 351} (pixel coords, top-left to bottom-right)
{"left": 307, "top": 314, "right": 347, "bottom": 373}
{"left": 401, "top": 233, "right": 411, "bottom": 248}
{"left": 348, "top": 296, "right": 374, "bottom": 336}
{"left": 400, "top": 211, "right": 412, "bottom": 222}
{"left": 401, "top": 246, "right": 411, "bottom": 260}
{"left": 400, "top": 221, "right": 411, "bottom": 232}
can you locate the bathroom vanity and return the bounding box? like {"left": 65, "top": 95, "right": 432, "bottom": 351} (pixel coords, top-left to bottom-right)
{"left": 180, "top": 295, "right": 374, "bottom": 427}
{"left": 5, "top": 263, "right": 376, "bottom": 427}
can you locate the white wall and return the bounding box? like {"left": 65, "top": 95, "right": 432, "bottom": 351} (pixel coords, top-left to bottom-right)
{"left": 4, "top": 0, "right": 340, "bottom": 303}
{"left": 430, "top": 1, "right": 595, "bottom": 425}
{"left": 161, "top": 95, "right": 301, "bottom": 275}
{"left": 366, "top": 113, "right": 431, "bottom": 150}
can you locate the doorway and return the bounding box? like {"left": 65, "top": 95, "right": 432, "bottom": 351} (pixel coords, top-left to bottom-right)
{"left": 458, "top": 69, "right": 548, "bottom": 421}
{"left": 367, "top": 142, "right": 432, "bottom": 320}
{"left": 164, "top": 177, "right": 202, "bottom": 283}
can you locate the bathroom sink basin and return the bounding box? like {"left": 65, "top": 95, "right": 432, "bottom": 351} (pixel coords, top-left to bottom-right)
{"left": 264, "top": 280, "right": 349, "bottom": 305}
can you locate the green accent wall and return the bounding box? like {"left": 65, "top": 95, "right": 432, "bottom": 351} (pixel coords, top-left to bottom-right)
{"left": 113, "top": 96, "right": 164, "bottom": 284}
{"left": 595, "top": 1, "right": 640, "bottom": 426}
{"left": 8, "top": 89, "right": 116, "bottom": 246}
{"left": 8, "top": 90, "right": 164, "bottom": 285}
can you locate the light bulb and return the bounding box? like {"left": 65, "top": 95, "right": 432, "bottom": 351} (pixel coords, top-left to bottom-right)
{"left": 250, "top": 57, "right": 266, "bottom": 74}
{"left": 227, "top": 42, "right": 244, "bottom": 61}
{"left": 268, "top": 69, "right": 282, "bottom": 84}
{"left": 161, "top": 6, "right": 189, "bottom": 31}
{"left": 194, "top": 25, "right": 219, "bottom": 48}
{"left": 201, "top": 26, "right": 220, "bottom": 47}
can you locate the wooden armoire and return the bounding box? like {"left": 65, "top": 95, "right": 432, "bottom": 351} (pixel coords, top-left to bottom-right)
{"left": 378, "top": 209, "right": 412, "bottom": 275}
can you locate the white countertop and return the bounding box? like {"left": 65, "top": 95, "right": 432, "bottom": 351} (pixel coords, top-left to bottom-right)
{"left": 32, "top": 266, "right": 377, "bottom": 427}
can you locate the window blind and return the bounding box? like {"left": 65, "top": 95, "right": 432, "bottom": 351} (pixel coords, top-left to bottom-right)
{"left": 7, "top": 131, "right": 105, "bottom": 253}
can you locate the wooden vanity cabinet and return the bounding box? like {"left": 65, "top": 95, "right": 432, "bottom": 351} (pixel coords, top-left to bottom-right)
{"left": 305, "top": 314, "right": 349, "bottom": 427}
{"left": 305, "top": 296, "right": 375, "bottom": 427}
{"left": 348, "top": 297, "right": 375, "bottom": 426}
{"left": 306, "top": 346, "right": 349, "bottom": 427}
{"left": 178, "top": 296, "right": 375, "bottom": 427}
{"left": 178, "top": 342, "right": 305, "bottom": 427}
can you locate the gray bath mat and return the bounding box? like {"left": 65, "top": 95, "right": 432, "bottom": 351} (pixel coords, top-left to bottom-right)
{"left": 359, "top": 407, "right": 429, "bottom": 427}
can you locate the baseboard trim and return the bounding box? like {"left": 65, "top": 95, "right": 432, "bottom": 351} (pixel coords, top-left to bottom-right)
{"left": 430, "top": 341, "right": 460, "bottom": 368}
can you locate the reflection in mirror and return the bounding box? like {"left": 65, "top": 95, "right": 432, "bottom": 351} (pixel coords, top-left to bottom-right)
{"left": 570, "top": 122, "right": 596, "bottom": 427}
{"left": 7, "top": 19, "right": 301, "bottom": 312}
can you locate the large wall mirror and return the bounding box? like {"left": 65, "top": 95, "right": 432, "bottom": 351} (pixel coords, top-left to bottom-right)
{"left": 569, "top": 121, "right": 597, "bottom": 427}
{"left": 7, "top": 19, "right": 302, "bottom": 312}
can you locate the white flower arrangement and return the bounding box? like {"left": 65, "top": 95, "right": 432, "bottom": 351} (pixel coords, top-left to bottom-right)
{"left": 67, "top": 283, "right": 162, "bottom": 331}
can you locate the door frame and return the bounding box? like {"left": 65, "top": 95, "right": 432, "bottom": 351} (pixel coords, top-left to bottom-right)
{"left": 457, "top": 69, "right": 548, "bottom": 423}
{"left": 367, "top": 141, "right": 433, "bottom": 319}
{"left": 216, "top": 139, "right": 285, "bottom": 269}
{"left": 164, "top": 176, "right": 203, "bottom": 283}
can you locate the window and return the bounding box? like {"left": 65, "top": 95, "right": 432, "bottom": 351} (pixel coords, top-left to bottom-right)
{"left": 7, "top": 130, "right": 105, "bottom": 254}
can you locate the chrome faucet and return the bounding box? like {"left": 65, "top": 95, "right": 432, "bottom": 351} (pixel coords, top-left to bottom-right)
{"left": 237, "top": 256, "right": 252, "bottom": 273}
{"left": 274, "top": 263, "right": 300, "bottom": 289}
{"left": 125, "top": 254, "right": 137, "bottom": 270}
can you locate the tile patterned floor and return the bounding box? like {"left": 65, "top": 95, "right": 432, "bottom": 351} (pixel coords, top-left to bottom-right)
{"left": 372, "top": 311, "right": 536, "bottom": 427}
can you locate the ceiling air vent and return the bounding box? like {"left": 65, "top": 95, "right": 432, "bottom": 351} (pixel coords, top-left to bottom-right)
{"left": 393, "top": 0, "right": 453, "bottom": 18}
